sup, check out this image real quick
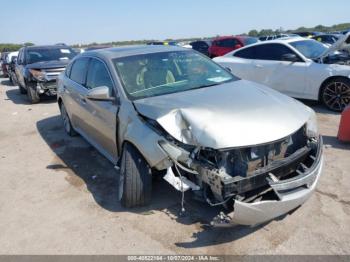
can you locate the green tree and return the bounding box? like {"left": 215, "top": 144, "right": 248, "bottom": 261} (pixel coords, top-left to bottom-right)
{"left": 248, "top": 30, "right": 259, "bottom": 37}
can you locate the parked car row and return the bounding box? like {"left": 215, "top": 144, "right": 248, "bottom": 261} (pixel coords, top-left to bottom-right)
{"left": 1, "top": 33, "right": 347, "bottom": 226}
{"left": 214, "top": 33, "right": 350, "bottom": 112}
{"left": 0, "top": 44, "right": 78, "bottom": 103}
{"left": 0, "top": 51, "right": 18, "bottom": 78}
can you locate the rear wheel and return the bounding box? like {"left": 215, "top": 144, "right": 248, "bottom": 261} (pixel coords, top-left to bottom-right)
{"left": 119, "top": 143, "right": 152, "bottom": 208}
{"left": 321, "top": 78, "right": 350, "bottom": 112}
{"left": 60, "top": 103, "right": 77, "bottom": 137}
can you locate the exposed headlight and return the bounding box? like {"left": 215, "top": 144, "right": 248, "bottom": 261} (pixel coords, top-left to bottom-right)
{"left": 306, "top": 108, "right": 318, "bottom": 138}
{"left": 29, "top": 69, "right": 46, "bottom": 81}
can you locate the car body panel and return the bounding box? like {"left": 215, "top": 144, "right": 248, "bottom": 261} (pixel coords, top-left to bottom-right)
{"left": 133, "top": 80, "right": 312, "bottom": 149}
{"left": 229, "top": 154, "right": 323, "bottom": 226}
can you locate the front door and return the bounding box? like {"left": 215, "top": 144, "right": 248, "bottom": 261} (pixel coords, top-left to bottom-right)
{"left": 83, "top": 58, "right": 119, "bottom": 163}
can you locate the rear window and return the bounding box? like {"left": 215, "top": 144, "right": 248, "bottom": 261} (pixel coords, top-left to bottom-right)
{"left": 215, "top": 39, "right": 239, "bottom": 47}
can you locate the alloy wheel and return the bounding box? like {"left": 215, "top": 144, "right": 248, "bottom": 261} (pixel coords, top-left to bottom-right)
{"left": 323, "top": 81, "right": 350, "bottom": 111}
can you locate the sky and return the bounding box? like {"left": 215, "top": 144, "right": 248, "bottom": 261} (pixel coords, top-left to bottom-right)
{"left": 1, "top": 0, "right": 349, "bottom": 45}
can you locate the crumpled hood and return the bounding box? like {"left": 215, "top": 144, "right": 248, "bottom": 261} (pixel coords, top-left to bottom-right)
{"left": 319, "top": 32, "right": 350, "bottom": 59}
{"left": 133, "top": 80, "right": 312, "bottom": 149}
{"left": 26, "top": 60, "right": 70, "bottom": 70}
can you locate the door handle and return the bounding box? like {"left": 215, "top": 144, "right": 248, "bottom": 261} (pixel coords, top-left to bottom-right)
{"left": 79, "top": 95, "right": 86, "bottom": 104}
{"left": 63, "top": 86, "right": 70, "bottom": 94}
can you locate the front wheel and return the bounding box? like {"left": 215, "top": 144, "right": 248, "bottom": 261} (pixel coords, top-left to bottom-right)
{"left": 26, "top": 84, "right": 40, "bottom": 104}
{"left": 119, "top": 143, "right": 152, "bottom": 208}
{"left": 321, "top": 78, "right": 350, "bottom": 112}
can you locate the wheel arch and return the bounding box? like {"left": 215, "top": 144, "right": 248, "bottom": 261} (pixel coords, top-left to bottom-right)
{"left": 57, "top": 97, "right": 63, "bottom": 108}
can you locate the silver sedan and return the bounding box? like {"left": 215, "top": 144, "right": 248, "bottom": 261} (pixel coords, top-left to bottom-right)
{"left": 57, "top": 46, "right": 323, "bottom": 226}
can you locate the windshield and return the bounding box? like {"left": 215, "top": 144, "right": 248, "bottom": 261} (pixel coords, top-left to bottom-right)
{"left": 26, "top": 47, "right": 77, "bottom": 64}
{"left": 243, "top": 37, "right": 258, "bottom": 46}
{"left": 113, "top": 51, "right": 237, "bottom": 100}
{"left": 290, "top": 40, "right": 328, "bottom": 59}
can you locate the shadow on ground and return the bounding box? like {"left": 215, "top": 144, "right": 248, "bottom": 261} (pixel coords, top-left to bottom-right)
{"left": 36, "top": 115, "right": 269, "bottom": 248}
{"left": 322, "top": 135, "right": 350, "bottom": 150}
{"left": 299, "top": 99, "right": 340, "bottom": 116}
{"left": 3, "top": 81, "right": 57, "bottom": 105}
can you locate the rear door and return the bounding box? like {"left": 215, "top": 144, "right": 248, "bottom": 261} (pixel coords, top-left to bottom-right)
{"left": 83, "top": 57, "right": 119, "bottom": 163}
{"left": 63, "top": 57, "right": 90, "bottom": 132}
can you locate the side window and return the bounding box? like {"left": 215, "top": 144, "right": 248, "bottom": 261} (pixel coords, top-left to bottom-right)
{"left": 254, "top": 44, "right": 300, "bottom": 61}
{"left": 70, "top": 57, "right": 90, "bottom": 85}
{"left": 18, "top": 50, "right": 24, "bottom": 64}
{"left": 65, "top": 61, "right": 73, "bottom": 77}
{"left": 86, "top": 58, "right": 114, "bottom": 90}
{"left": 234, "top": 46, "right": 256, "bottom": 59}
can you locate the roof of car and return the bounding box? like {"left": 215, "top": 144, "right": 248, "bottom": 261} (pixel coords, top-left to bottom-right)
{"left": 81, "top": 45, "right": 188, "bottom": 60}
{"left": 247, "top": 36, "right": 307, "bottom": 45}
{"left": 226, "top": 37, "right": 312, "bottom": 56}
{"left": 25, "top": 45, "right": 71, "bottom": 50}
{"left": 212, "top": 35, "right": 254, "bottom": 41}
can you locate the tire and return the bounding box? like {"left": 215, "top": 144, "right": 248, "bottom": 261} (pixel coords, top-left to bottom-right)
{"left": 60, "top": 103, "right": 77, "bottom": 137}
{"left": 26, "top": 83, "right": 40, "bottom": 104}
{"left": 19, "top": 83, "right": 27, "bottom": 94}
{"left": 321, "top": 77, "right": 350, "bottom": 112}
{"left": 119, "top": 143, "right": 152, "bottom": 208}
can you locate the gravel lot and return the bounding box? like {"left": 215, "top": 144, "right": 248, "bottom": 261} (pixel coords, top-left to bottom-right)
{"left": 0, "top": 78, "right": 349, "bottom": 255}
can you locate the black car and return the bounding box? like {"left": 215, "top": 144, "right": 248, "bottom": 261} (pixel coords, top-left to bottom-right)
{"left": 312, "top": 34, "right": 341, "bottom": 45}
{"left": 8, "top": 56, "right": 18, "bottom": 84}
{"left": 15, "top": 45, "right": 77, "bottom": 103}
{"left": 189, "top": 40, "right": 212, "bottom": 56}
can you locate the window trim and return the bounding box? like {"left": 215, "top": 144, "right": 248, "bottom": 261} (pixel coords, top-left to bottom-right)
{"left": 85, "top": 57, "right": 115, "bottom": 90}
{"left": 77, "top": 55, "right": 118, "bottom": 98}
{"left": 69, "top": 57, "right": 90, "bottom": 86}
{"left": 234, "top": 43, "right": 305, "bottom": 62}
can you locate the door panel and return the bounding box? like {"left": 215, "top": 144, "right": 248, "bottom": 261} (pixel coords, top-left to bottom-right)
{"left": 84, "top": 99, "right": 118, "bottom": 162}
{"left": 251, "top": 60, "right": 307, "bottom": 98}
{"left": 82, "top": 58, "right": 119, "bottom": 162}
{"left": 64, "top": 57, "right": 90, "bottom": 133}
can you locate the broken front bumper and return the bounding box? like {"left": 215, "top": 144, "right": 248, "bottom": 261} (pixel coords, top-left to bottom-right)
{"left": 213, "top": 137, "right": 324, "bottom": 227}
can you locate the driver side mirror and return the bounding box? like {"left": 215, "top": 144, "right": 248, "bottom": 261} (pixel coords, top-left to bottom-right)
{"left": 86, "top": 86, "right": 115, "bottom": 101}
{"left": 281, "top": 53, "right": 300, "bottom": 62}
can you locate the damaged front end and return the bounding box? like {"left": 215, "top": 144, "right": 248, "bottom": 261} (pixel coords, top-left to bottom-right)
{"left": 29, "top": 68, "right": 65, "bottom": 96}
{"left": 156, "top": 122, "right": 323, "bottom": 227}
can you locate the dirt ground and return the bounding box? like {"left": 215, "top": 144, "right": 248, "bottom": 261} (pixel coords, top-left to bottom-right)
{"left": 0, "top": 78, "right": 349, "bottom": 255}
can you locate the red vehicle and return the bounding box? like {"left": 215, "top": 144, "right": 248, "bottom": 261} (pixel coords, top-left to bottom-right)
{"left": 208, "top": 36, "right": 258, "bottom": 58}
